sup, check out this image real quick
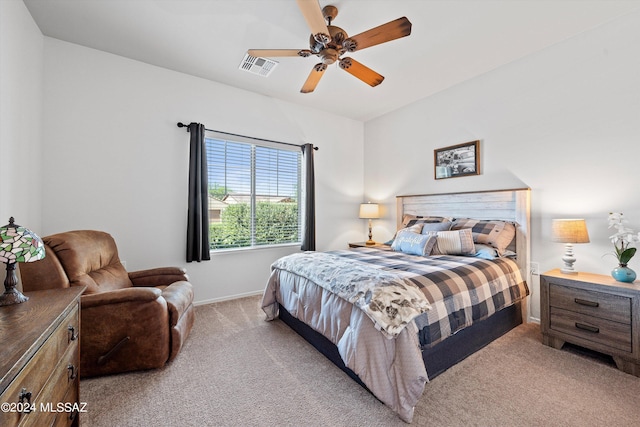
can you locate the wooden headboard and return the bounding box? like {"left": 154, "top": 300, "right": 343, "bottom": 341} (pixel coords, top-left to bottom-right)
{"left": 396, "top": 187, "right": 531, "bottom": 295}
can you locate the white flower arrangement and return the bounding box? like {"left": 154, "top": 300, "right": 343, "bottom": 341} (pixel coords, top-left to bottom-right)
{"left": 607, "top": 212, "right": 640, "bottom": 266}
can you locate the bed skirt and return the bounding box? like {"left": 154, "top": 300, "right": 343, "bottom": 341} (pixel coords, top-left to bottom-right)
{"left": 278, "top": 301, "right": 523, "bottom": 383}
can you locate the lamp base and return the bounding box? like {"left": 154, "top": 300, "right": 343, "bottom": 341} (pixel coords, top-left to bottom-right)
{"left": 0, "top": 287, "right": 29, "bottom": 306}
{"left": 365, "top": 219, "right": 376, "bottom": 246}
{"left": 1, "top": 261, "right": 29, "bottom": 306}
{"left": 560, "top": 243, "right": 578, "bottom": 274}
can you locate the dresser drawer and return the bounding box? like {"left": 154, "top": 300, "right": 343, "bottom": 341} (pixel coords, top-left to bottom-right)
{"left": 52, "top": 377, "right": 80, "bottom": 427}
{"left": 22, "top": 339, "right": 79, "bottom": 427}
{"left": 0, "top": 305, "right": 79, "bottom": 427}
{"left": 549, "top": 283, "right": 631, "bottom": 324}
{"left": 550, "top": 306, "right": 632, "bottom": 352}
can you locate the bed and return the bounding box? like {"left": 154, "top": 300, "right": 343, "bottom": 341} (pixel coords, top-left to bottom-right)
{"left": 261, "top": 188, "right": 531, "bottom": 422}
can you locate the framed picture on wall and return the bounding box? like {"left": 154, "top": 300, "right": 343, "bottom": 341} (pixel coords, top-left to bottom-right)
{"left": 434, "top": 140, "right": 480, "bottom": 179}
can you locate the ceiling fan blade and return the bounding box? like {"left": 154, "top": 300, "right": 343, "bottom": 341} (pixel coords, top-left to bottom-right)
{"left": 345, "top": 17, "right": 412, "bottom": 52}
{"left": 300, "top": 63, "right": 327, "bottom": 93}
{"left": 248, "top": 49, "right": 307, "bottom": 58}
{"left": 339, "top": 58, "right": 384, "bottom": 87}
{"left": 296, "top": 0, "right": 330, "bottom": 44}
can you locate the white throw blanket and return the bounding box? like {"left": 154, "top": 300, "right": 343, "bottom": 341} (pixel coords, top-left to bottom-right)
{"left": 272, "top": 251, "right": 431, "bottom": 338}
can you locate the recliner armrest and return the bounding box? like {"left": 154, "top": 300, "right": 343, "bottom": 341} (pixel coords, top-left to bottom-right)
{"left": 81, "top": 287, "right": 162, "bottom": 308}
{"left": 161, "top": 281, "right": 194, "bottom": 327}
{"left": 128, "top": 267, "right": 189, "bottom": 287}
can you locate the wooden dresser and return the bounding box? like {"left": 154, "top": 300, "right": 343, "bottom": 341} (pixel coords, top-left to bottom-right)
{"left": 0, "top": 287, "right": 84, "bottom": 426}
{"left": 541, "top": 269, "right": 640, "bottom": 377}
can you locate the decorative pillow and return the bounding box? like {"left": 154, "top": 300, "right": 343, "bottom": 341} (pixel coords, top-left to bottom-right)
{"left": 391, "top": 229, "right": 437, "bottom": 256}
{"left": 404, "top": 223, "right": 424, "bottom": 233}
{"left": 401, "top": 214, "right": 451, "bottom": 228}
{"left": 386, "top": 223, "right": 424, "bottom": 245}
{"left": 451, "top": 219, "right": 516, "bottom": 256}
{"left": 473, "top": 244, "right": 518, "bottom": 259}
{"left": 473, "top": 244, "right": 500, "bottom": 260}
{"left": 428, "top": 228, "right": 476, "bottom": 256}
{"left": 421, "top": 222, "right": 452, "bottom": 234}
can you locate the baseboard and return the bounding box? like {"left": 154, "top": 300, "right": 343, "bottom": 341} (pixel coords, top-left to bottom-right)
{"left": 194, "top": 290, "right": 264, "bottom": 306}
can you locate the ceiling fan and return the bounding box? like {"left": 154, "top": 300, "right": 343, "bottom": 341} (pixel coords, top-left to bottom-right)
{"left": 247, "top": 0, "right": 412, "bottom": 93}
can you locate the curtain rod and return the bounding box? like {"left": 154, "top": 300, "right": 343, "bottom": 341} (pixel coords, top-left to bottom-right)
{"left": 177, "top": 122, "right": 318, "bottom": 151}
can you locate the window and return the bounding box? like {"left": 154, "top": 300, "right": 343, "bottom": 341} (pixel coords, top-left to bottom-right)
{"left": 206, "top": 132, "right": 302, "bottom": 250}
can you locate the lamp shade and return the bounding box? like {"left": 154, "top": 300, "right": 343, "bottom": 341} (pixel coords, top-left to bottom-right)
{"left": 0, "top": 217, "right": 46, "bottom": 306}
{"left": 0, "top": 217, "right": 46, "bottom": 264}
{"left": 551, "top": 219, "right": 590, "bottom": 244}
{"left": 359, "top": 203, "right": 380, "bottom": 219}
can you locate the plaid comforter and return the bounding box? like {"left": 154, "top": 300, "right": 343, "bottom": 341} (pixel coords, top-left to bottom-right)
{"left": 331, "top": 247, "right": 529, "bottom": 348}
{"left": 272, "top": 251, "right": 432, "bottom": 338}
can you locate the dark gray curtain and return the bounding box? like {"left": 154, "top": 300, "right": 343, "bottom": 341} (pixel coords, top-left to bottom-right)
{"left": 186, "top": 123, "right": 210, "bottom": 262}
{"left": 301, "top": 143, "right": 316, "bottom": 251}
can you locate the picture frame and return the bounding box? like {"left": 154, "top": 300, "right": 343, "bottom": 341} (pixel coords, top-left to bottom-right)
{"left": 434, "top": 140, "right": 480, "bottom": 179}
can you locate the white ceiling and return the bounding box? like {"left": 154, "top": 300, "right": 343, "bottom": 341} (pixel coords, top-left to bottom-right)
{"left": 23, "top": 0, "right": 640, "bottom": 122}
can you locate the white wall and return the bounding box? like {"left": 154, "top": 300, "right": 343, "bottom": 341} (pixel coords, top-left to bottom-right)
{"left": 364, "top": 10, "right": 640, "bottom": 320}
{"left": 0, "top": 0, "right": 43, "bottom": 230}
{"left": 40, "top": 38, "right": 364, "bottom": 304}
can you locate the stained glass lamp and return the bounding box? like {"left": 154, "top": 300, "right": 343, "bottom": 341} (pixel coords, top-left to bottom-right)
{"left": 0, "top": 217, "right": 46, "bottom": 306}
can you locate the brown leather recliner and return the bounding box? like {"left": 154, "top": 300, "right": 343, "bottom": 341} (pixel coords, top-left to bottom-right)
{"left": 19, "top": 230, "right": 195, "bottom": 378}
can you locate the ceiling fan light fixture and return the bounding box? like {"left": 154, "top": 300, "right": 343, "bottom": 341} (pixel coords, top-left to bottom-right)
{"left": 321, "top": 49, "right": 339, "bottom": 64}
{"left": 238, "top": 53, "right": 278, "bottom": 77}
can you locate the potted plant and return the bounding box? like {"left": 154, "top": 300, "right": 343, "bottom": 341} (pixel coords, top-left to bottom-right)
{"left": 607, "top": 212, "right": 639, "bottom": 283}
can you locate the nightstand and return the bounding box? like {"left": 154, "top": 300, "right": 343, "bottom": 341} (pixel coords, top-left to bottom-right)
{"left": 540, "top": 269, "right": 640, "bottom": 377}
{"left": 348, "top": 242, "right": 390, "bottom": 249}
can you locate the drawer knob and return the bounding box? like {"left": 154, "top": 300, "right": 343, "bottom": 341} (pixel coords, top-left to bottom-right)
{"left": 68, "top": 325, "right": 78, "bottom": 341}
{"left": 67, "top": 364, "right": 78, "bottom": 380}
{"left": 575, "top": 322, "right": 600, "bottom": 333}
{"left": 574, "top": 298, "right": 599, "bottom": 308}
{"left": 18, "top": 388, "right": 32, "bottom": 413}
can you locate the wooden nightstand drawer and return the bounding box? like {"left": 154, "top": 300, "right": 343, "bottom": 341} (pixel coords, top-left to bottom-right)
{"left": 549, "top": 283, "right": 631, "bottom": 324}
{"left": 549, "top": 307, "right": 632, "bottom": 352}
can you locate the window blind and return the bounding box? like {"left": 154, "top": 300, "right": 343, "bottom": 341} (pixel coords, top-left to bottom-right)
{"left": 206, "top": 136, "right": 302, "bottom": 250}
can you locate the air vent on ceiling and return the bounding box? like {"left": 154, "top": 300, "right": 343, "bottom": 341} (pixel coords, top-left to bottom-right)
{"left": 239, "top": 53, "right": 278, "bottom": 77}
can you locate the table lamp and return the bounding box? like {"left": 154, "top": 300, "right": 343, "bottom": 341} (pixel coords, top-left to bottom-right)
{"left": 0, "top": 217, "right": 46, "bottom": 306}
{"left": 359, "top": 202, "right": 380, "bottom": 245}
{"left": 551, "top": 218, "right": 590, "bottom": 274}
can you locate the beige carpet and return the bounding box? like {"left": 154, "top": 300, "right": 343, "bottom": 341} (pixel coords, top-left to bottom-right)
{"left": 81, "top": 295, "right": 640, "bottom": 426}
